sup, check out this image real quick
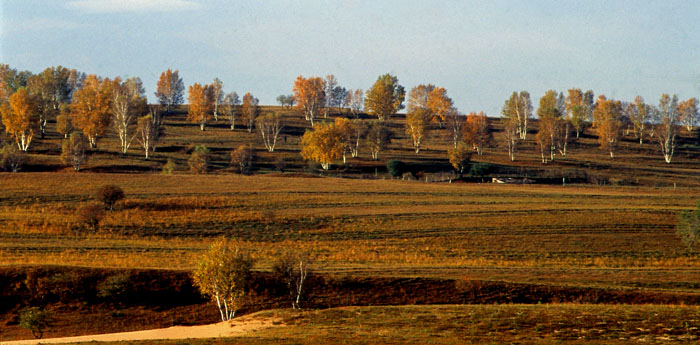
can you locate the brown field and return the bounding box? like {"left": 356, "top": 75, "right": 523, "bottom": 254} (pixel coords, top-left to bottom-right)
{"left": 2, "top": 106, "right": 700, "bottom": 343}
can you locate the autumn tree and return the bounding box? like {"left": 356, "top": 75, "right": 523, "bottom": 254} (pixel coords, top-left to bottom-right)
{"left": 189, "top": 145, "right": 209, "bottom": 174}
{"left": 60, "top": 132, "right": 88, "bottom": 171}
{"left": 323, "top": 74, "right": 338, "bottom": 118}
{"left": 211, "top": 78, "right": 224, "bottom": 121}
{"left": 223, "top": 92, "right": 240, "bottom": 130}
{"left": 136, "top": 114, "right": 156, "bottom": 159}
{"left": 653, "top": 93, "right": 680, "bottom": 163}
{"left": 300, "top": 121, "right": 344, "bottom": 170}
{"left": 1, "top": 88, "right": 39, "bottom": 151}
{"left": 293, "top": 75, "right": 325, "bottom": 126}
{"left": 56, "top": 104, "right": 73, "bottom": 138}
{"left": 627, "top": 96, "right": 651, "bottom": 145}
{"left": 332, "top": 117, "right": 353, "bottom": 163}
{"left": 502, "top": 118, "right": 519, "bottom": 161}
{"left": 448, "top": 143, "right": 471, "bottom": 177}
{"left": 583, "top": 90, "right": 595, "bottom": 123}
{"left": 405, "top": 107, "right": 430, "bottom": 153}
{"left": 231, "top": 144, "right": 254, "bottom": 174}
{"left": 444, "top": 108, "right": 464, "bottom": 148}
{"left": 187, "top": 83, "right": 212, "bottom": 131}
{"left": 70, "top": 75, "right": 113, "bottom": 148}
{"left": 427, "top": 87, "right": 453, "bottom": 126}
{"left": 241, "top": 92, "right": 259, "bottom": 133}
{"left": 406, "top": 84, "right": 434, "bottom": 113}
{"left": 678, "top": 97, "right": 699, "bottom": 132}
{"left": 462, "top": 112, "right": 492, "bottom": 155}
{"left": 147, "top": 104, "right": 164, "bottom": 152}
{"left": 348, "top": 119, "right": 366, "bottom": 158}
{"left": 536, "top": 90, "right": 563, "bottom": 162}
{"left": 501, "top": 91, "right": 532, "bottom": 140}
{"left": 364, "top": 73, "right": 405, "bottom": 121}
{"left": 193, "top": 239, "right": 253, "bottom": 321}
{"left": 96, "top": 185, "right": 125, "bottom": 211}
{"left": 272, "top": 251, "right": 311, "bottom": 310}
{"left": 347, "top": 89, "right": 364, "bottom": 118}
{"left": 27, "top": 66, "right": 74, "bottom": 138}
{"left": 365, "top": 120, "right": 391, "bottom": 160}
{"left": 257, "top": 112, "right": 283, "bottom": 152}
{"left": 593, "top": 95, "right": 622, "bottom": 159}
{"left": 565, "top": 88, "right": 587, "bottom": 138}
{"left": 112, "top": 77, "right": 147, "bottom": 154}
{"left": 155, "top": 69, "right": 184, "bottom": 113}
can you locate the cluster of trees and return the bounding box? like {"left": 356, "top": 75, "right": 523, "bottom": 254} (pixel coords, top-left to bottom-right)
{"left": 501, "top": 89, "right": 699, "bottom": 164}
{"left": 193, "top": 239, "right": 311, "bottom": 321}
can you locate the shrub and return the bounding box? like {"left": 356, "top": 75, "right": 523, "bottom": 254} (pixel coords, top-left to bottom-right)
{"left": 97, "top": 274, "right": 132, "bottom": 302}
{"left": 272, "top": 251, "right": 311, "bottom": 309}
{"left": 96, "top": 185, "right": 125, "bottom": 211}
{"left": 60, "top": 132, "right": 88, "bottom": 171}
{"left": 162, "top": 158, "right": 176, "bottom": 175}
{"left": 230, "top": 145, "right": 254, "bottom": 175}
{"left": 19, "top": 307, "right": 52, "bottom": 339}
{"left": 77, "top": 203, "right": 105, "bottom": 232}
{"left": 1, "top": 144, "right": 26, "bottom": 172}
{"left": 677, "top": 202, "right": 700, "bottom": 251}
{"left": 189, "top": 145, "right": 209, "bottom": 174}
{"left": 469, "top": 162, "right": 492, "bottom": 182}
{"left": 386, "top": 160, "right": 406, "bottom": 178}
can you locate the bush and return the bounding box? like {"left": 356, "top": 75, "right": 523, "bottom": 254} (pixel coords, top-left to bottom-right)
{"left": 677, "top": 202, "right": 700, "bottom": 251}
{"left": 77, "top": 203, "right": 105, "bottom": 232}
{"left": 97, "top": 274, "right": 132, "bottom": 302}
{"left": 469, "top": 162, "right": 492, "bottom": 182}
{"left": 19, "top": 307, "right": 52, "bottom": 339}
{"left": 1, "top": 144, "right": 26, "bottom": 172}
{"left": 162, "top": 158, "right": 176, "bottom": 175}
{"left": 96, "top": 185, "right": 125, "bottom": 211}
{"left": 230, "top": 145, "right": 254, "bottom": 175}
{"left": 189, "top": 145, "right": 209, "bottom": 174}
{"left": 386, "top": 160, "right": 406, "bottom": 178}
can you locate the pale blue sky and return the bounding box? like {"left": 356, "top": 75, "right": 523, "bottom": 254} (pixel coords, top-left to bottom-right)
{"left": 2, "top": 0, "right": 699, "bottom": 115}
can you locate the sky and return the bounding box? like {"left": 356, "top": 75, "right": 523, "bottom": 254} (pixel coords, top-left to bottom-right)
{"left": 2, "top": 0, "right": 700, "bottom": 115}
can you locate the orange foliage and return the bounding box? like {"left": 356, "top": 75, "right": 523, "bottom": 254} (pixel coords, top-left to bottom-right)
{"left": 1, "top": 88, "right": 38, "bottom": 151}
{"left": 70, "top": 75, "right": 113, "bottom": 148}
{"left": 462, "top": 112, "right": 491, "bottom": 155}
{"left": 293, "top": 76, "right": 325, "bottom": 126}
{"left": 187, "top": 83, "right": 211, "bottom": 131}
{"left": 593, "top": 95, "right": 622, "bottom": 159}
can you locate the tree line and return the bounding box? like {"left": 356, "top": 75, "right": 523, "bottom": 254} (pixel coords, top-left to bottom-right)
{"left": 1, "top": 64, "right": 698, "bottom": 174}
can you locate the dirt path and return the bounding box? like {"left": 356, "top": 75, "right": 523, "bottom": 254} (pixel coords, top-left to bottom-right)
{"left": 1, "top": 316, "right": 279, "bottom": 345}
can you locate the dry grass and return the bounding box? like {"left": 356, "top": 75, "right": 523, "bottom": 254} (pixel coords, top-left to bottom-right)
{"left": 1, "top": 173, "right": 699, "bottom": 291}
{"left": 47, "top": 304, "right": 700, "bottom": 344}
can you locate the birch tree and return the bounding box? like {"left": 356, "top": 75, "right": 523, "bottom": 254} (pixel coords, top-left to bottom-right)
{"left": 1, "top": 88, "right": 38, "bottom": 151}
{"left": 187, "top": 83, "right": 212, "bottom": 131}
{"left": 112, "top": 77, "right": 147, "bottom": 154}
{"left": 293, "top": 76, "right": 325, "bottom": 126}
{"left": 627, "top": 96, "right": 651, "bottom": 145}
{"left": 300, "top": 121, "right": 344, "bottom": 170}
{"left": 241, "top": 92, "right": 259, "bottom": 133}
{"left": 593, "top": 95, "right": 622, "bottom": 159}
{"left": 272, "top": 252, "right": 311, "bottom": 310}
{"left": 565, "top": 88, "right": 586, "bottom": 138}
{"left": 136, "top": 115, "right": 156, "bottom": 159}
{"left": 323, "top": 74, "right": 338, "bottom": 118}
{"left": 364, "top": 73, "right": 405, "bottom": 121}
{"left": 678, "top": 97, "right": 699, "bottom": 132}
{"left": 155, "top": 69, "right": 184, "bottom": 113}
{"left": 462, "top": 112, "right": 492, "bottom": 155}
{"left": 501, "top": 91, "right": 532, "bottom": 140}
{"left": 654, "top": 93, "right": 680, "bottom": 163}
{"left": 366, "top": 120, "right": 391, "bottom": 160}
{"left": 60, "top": 132, "right": 88, "bottom": 171}
{"left": 347, "top": 89, "right": 364, "bottom": 118}
{"left": 502, "top": 118, "right": 519, "bottom": 161}
{"left": 223, "top": 92, "right": 240, "bottom": 130}
{"left": 405, "top": 107, "right": 430, "bottom": 153}
{"left": 444, "top": 108, "right": 464, "bottom": 148}
{"left": 257, "top": 112, "right": 283, "bottom": 152}
{"left": 211, "top": 78, "right": 224, "bottom": 121}
{"left": 70, "top": 75, "right": 113, "bottom": 148}
{"left": 192, "top": 239, "right": 253, "bottom": 321}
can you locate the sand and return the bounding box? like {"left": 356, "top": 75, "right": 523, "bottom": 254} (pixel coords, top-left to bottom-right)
{"left": 1, "top": 316, "right": 278, "bottom": 345}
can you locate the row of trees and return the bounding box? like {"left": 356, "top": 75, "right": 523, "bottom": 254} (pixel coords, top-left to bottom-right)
{"left": 502, "top": 89, "right": 699, "bottom": 164}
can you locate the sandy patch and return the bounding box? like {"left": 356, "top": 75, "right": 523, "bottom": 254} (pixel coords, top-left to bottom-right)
{"left": 1, "top": 317, "right": 278, "bottom": 345}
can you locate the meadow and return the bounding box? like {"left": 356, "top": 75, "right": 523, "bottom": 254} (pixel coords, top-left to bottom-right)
{"left": 2, "top": 106, "right": 700, "bottom": 343}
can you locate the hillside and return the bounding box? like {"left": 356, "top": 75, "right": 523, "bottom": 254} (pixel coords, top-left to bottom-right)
{"left": 10, "top": 105, "right": 700, "bottom": 186}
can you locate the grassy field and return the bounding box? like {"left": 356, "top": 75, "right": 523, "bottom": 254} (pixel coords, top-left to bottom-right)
{"left": 1, "top": 173, "right": 699, "bottom": 291}
{"left": 3, "top": 107, "right": 700, "bottom": 343}
{"left": 32, "top": 305, "right": 699, "bottom": 345}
